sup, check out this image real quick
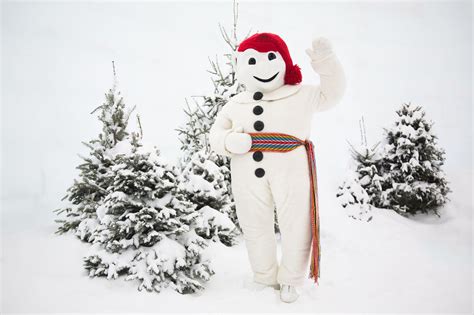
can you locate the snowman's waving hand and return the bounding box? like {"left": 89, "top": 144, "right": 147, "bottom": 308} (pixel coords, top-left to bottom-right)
{"left": 306, "top": 37, "right": 346, "bottom": 112}
{"left": 305, "top": 37, "right": 333, "bottom": 62}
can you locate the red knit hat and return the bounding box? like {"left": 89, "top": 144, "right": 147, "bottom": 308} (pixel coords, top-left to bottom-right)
{"left": 237, "top": 33, "right": 302, "bottom": 85}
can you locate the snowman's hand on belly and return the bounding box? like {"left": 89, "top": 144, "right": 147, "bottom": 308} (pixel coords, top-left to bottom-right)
{"left": 225, "top": 127, "right": 252, "bottom": 155}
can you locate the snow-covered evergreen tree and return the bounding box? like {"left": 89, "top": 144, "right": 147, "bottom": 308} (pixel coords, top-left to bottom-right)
{"left": 55, "top": 65, "right": 133, "bottom": 238}
{"left": 56, "top": 65, "right": 214, "bottom": 294}
{"left": 177, "top": 11, "right": 243, "bottom": 161}
{"left": 176, "top": 3, "right": 244, "bottom": 231}
{"left": 179, "top": 149, "right": 239, "bottom": 246}
{"left": 337, "top": 118, "right": 380, "bottom": 221}
{"left": 339, "top": 105, "right": 450, "bottom": 217}
{"left": 84, "top": 135, "right": 213, "bottom": 293}
{"left": 336, "top": 173, "right": 373, "bottom": 222}
{"left": 337, "top": 174, "right": 370, "bottom": 208}
{"left": 380, "top": 103, "right": 450, "bottom": 215}
{"left": 349, "top": 143, "right": 386, "bottom": 207}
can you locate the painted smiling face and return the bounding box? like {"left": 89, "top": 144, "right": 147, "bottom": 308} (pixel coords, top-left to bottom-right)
{"left": 236, "top": 33, "right": 302, "bottom": 93}
{"left": 236, "top": 49, "right": 286, "bottom": 93}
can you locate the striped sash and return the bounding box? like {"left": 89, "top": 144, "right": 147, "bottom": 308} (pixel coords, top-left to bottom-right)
{"left": 248, "top": 132, "right": 321, "bottom": 284}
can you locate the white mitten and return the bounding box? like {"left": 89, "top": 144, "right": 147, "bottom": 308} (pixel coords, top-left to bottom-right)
{"left": 225, "top": 126, "right": 252, "bottom": 154}
{"left": 306, "top": 37, "right": 341, "bottom": 76}
{"left": 305, "top": 37, "right": 334, "bottom": 63}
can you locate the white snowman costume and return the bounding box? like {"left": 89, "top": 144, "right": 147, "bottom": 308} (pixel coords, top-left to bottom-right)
{"left": 209, "top": 33, "right": 345, "bottom": 294}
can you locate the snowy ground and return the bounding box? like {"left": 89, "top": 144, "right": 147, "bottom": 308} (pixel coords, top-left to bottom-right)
{"left": 2, "top": 169, "right": 471, "bottom": 313}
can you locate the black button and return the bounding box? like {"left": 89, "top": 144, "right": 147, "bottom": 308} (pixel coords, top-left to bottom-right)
{"left": 253, "top": 106, "right": 263, "bottom": 115}
{"left": 255, "top": 168, "right": 265, "bottom": 178}
{"left": 253, "top": 92, "right": 263, "bottom": 100}
{"left": 253, "top": 151, "right": 263, "bottom": 162}
{"left": 254, "top": 121, "right": 264, "bottom": 131}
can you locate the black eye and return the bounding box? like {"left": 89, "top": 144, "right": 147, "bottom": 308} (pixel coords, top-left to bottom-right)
{"left": 248, "top": 57, "right": 256, "bottom": 65}
{"left": 268, "top": 52, "right": 276, "bottom": 60}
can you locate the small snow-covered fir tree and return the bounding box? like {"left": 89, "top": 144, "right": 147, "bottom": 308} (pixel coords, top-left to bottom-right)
{"left": 337, "top": 174, "right": 369, "bottom": 208}
{"left": 176, "top": 2, "right": 245, "bottom": 231}
{"left": 179, "top": 149, "right": 239, "bottom": 246}
{"left": 349, "top": 142, "right": 387, "bottom": 207}
{"left": 337, "top": 118, "right": 380, "bottom": 221}
{"left": 380, "top": 103, "right": 450, "bottom": 215}
{"left": 338, "top": 108, "right": 449, "bottom": 217}
{"left": 336, "top": 173, "right": 373, "bottom": 222}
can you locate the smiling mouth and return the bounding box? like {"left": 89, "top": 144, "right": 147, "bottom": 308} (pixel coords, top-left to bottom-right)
{"left": 253, "top": 72, "right": 279, "bottom": 83}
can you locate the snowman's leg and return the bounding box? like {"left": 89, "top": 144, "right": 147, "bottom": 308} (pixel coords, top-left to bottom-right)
{"left": 270, "top": 163, "right": 312, "bottom": 286}
{"left": 231, "top": 168, "right": 278, "bottom": 286}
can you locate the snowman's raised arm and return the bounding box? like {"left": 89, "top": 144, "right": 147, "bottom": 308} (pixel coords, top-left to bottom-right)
{"left": 305, "top": 37, "right": 346, "bottom": 112}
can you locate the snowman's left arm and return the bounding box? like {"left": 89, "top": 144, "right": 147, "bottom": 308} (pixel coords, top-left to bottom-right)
{"left": 306, "top": 38, "right": 346, "bottom": 112}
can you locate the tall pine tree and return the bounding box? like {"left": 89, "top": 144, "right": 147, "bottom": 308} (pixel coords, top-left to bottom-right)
{"left": 55, "top": 65, "right": 214, "bottom": 293}
{"left": 55, "top": 64, "right": 133, "bottom": 238}
{"left": 177, "top": 4, "right": 243, "bottom": 161}
{"left": 177, "top": 2, "right": 244, "bottom": 231}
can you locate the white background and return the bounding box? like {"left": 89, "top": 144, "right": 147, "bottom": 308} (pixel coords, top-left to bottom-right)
{"left": 1, "top": 1, "right": 472, "bottom": 313}
{"left": 2, "top": 0, "right": 472, "bottom": 201}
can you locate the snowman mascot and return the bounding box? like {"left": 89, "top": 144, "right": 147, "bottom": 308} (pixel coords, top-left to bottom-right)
{"left": 209, "top": 33, "right": 345, "bottom": 303}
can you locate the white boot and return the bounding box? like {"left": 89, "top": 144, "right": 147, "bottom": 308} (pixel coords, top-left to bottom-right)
{"left": 280, "top": 284, "right": 299, "bottom": 303}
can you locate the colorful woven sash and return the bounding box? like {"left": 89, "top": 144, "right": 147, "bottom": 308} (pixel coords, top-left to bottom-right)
{"left": 248, "top": 132, "right": 321, "bottom": 284}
